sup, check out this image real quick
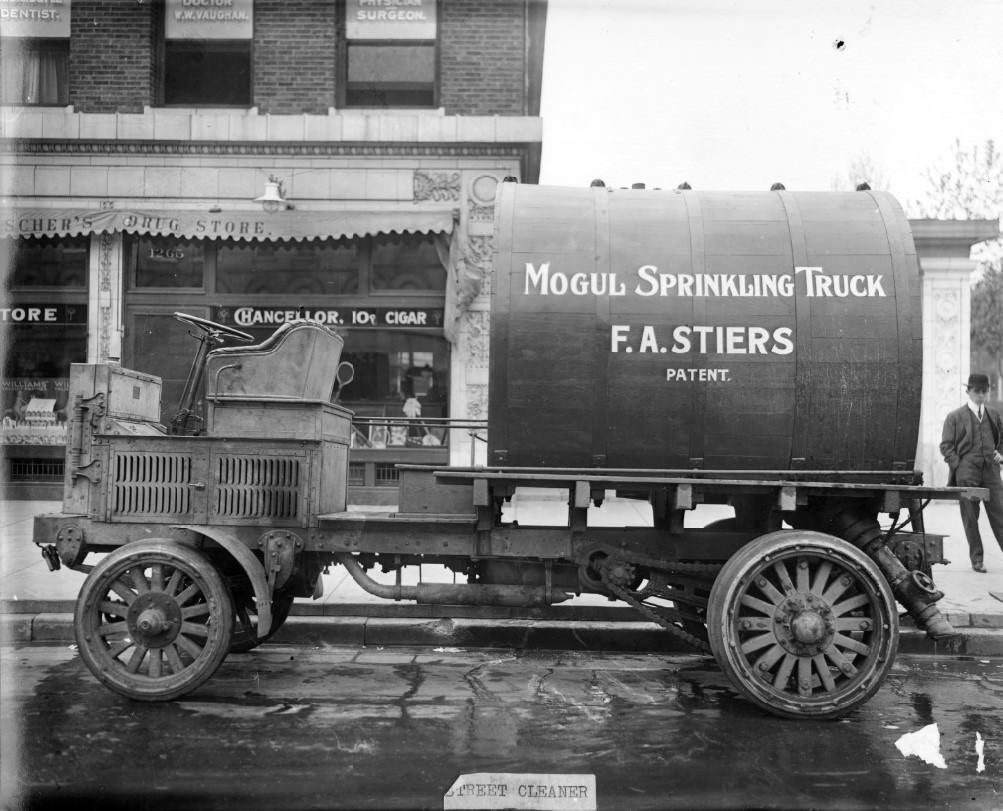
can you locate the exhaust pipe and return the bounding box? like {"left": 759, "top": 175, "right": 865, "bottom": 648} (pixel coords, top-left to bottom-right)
{"left": 335, "top": 553, "right": 571, "bottom": 608}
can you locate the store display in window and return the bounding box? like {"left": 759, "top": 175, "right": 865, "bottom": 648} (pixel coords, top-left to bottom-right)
{"left": 2, "top": 378, "right": 69, "bottom": 446}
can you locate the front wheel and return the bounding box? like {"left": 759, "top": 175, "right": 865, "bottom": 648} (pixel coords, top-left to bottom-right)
{"left": 74, "top": 540, "right": 234, "bottom": 701}
{"left": 707, "top": 530, "right": 898, "bottom": 720}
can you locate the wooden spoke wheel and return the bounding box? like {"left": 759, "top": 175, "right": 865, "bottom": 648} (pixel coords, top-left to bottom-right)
{"left": 74, "top": 540, "right": 234, "bottom": 701}
{"left": 707, "top": 530, "right": 898, "bottom": 720}
{"left": 230, "top": 590, "right": 295, "bottom": 653}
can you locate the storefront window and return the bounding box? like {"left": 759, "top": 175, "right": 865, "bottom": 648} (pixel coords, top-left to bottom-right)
{"left": 216, "top": 240, "right": 359, "bottom": 296}
{"left": 371, "top": 233, "right": 445, "bottom": 291}
{"left": 3, "top": 321, "right": 87, "bottom": 445}
{"left": 123, "top": 228, "right": 450, "bottom": 449}
{"left": 3, "top": 235, "right": 89, "bottom": 450}
{"left": 338, "top": 332, "right": 449, "bottom": 447}
{"left": 133, "top": 236, "right": 205, "bottom": 288}
{"left": 7, "top": 235, "right": 87, "bottom": 287}
{"left": 339, "top": 332, "right": 447, "bottom": 407}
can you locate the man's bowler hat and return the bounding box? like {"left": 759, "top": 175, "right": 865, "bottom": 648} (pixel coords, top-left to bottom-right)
{"left": 966, "top": 373, "right": 990, "bottom": 391}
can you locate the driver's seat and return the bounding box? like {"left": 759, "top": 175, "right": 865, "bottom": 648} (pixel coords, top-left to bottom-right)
{"left": 205, "top": 320, "right": 345, "bottom": 403}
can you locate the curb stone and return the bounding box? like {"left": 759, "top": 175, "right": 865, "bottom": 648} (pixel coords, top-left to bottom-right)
{"left": 4, "top": 612, "right": 1003, "bottom": 656}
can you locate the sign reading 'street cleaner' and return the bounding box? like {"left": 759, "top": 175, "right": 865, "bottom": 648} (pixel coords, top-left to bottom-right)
{"left": 444, "top": 773, "right": 597, "bottom": 811}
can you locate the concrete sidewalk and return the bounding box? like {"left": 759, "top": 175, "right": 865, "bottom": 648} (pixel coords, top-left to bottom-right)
{"left": 2, "top": 494, "right": 1002, "bottom": 654}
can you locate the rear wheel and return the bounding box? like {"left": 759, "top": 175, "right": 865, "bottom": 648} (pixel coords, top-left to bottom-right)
{"left": 74, "top": 540, "right": 233, "bottom": 701}
{"left": 707, "top": 530, "right": 898, "bottom": 720}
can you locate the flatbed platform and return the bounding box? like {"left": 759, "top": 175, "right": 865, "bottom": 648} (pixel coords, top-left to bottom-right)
{"left": 423, "top": 466, "right": 988, "bottom": 511}
{"left": 317, "top": 512, "right": 477, "bottom": 525}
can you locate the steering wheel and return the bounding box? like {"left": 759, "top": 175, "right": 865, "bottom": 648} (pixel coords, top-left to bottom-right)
{"left": 173, "top": 312, "right": 254, "bottom": 344}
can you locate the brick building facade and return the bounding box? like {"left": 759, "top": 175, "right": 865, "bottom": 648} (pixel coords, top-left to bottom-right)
{"left": 1, "top": 0, "right": 547, "bottom": 500}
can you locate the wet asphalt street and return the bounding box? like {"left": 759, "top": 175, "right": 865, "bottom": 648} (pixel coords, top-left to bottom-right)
{"left": 2, "top": 644, "right": 1001, "bottom": 811}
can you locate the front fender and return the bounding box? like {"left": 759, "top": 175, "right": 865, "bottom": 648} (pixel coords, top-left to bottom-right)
{"left": 173, "top": 525, "right": 272, "bottom": 637}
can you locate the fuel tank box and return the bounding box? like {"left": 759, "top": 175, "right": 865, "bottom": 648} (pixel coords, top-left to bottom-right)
{"left": 488, "top": 184, "right": 921, "bottom": 470}
{"left": 62, "top": 363, "right": 166, "bottom": 512}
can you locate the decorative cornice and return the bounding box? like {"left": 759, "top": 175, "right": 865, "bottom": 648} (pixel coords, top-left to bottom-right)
{"left": 0, "top": 139, "right": 531, "bottom": 159}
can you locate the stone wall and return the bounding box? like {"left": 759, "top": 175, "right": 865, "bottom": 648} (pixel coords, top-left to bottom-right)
{"left": 912, "top": 220, "right": 999, "bottom": 486}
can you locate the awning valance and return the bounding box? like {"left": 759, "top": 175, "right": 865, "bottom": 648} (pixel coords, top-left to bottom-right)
{"left": 2, "top": 207, "right": 455, "bottom": 242}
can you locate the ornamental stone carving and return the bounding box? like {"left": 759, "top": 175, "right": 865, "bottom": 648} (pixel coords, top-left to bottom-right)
{"left": 467, "top": 201, "right": 494, "bottom": 225}
{"left": 98, "top": 233, "right": 114, "bottom": 362}
{"left": 465, "top": 383, "right": 489, "bottom": 420}
{"left": 931, "top": 287, "right": 963, "bottom": 414}
{"left": 934, "top": 288, "right": 959, "bottom": 325}
{"left": 13, "top": 140, "right": 524, "bottom": 160}
{"left": 466, "top": 235, "right": 493, "bottom": 301}
{"left": 465, "top": 310, "right": 490, "bottom": 372}
{"left": 413, "top": 170, "right": 461, "bottom": 202}
{"left": 469, "top": 174, "right": 499, "bottom": 204}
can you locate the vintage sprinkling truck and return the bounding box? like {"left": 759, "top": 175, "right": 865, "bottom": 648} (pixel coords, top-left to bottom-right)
{"left": 32, "top": 182, "right": 986, "bottom": 719}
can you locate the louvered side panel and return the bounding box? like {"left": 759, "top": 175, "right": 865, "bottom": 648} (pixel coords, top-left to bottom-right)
{"left": 211, "top": 452, "right": 304, "bottom": 524}
{"left": 110, "top": 451, "right": 194, "bottom": 521}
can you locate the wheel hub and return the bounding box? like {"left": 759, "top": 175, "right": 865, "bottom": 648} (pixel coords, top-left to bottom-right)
{"left": 790, "top": 611, "right": 826, "bottom": 644}
{"left": 127, "top": 592, "right": 182, "bottom": 648}
{"left": 774, "top": 595, "right": 834, "bottom": 656}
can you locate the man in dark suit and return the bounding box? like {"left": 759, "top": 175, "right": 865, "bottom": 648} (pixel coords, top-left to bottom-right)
{"left": 940, "top": 373, "right": 1003, "bottom": 572}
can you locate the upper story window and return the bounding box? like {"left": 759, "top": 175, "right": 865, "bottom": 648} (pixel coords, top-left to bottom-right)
{"left": 0, "top": 1, "right": 71, "bottom": 106}
{"left": 341, "top": 0, "right": 437, "bottom": 108}
{"left": 161, "top": 0, "right": 252, "bottom": 106}
{"left": 0, "top": 39, "right": 68, "bottom": 105}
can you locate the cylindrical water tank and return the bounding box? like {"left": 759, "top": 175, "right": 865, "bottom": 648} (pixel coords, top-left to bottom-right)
{"left": 488, "top": 184, "right": 921, "bottom": 471}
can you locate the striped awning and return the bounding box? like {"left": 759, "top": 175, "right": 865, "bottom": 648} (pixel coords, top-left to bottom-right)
{"left": 3, "top": 207, "right": 455, "bottom": 242}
